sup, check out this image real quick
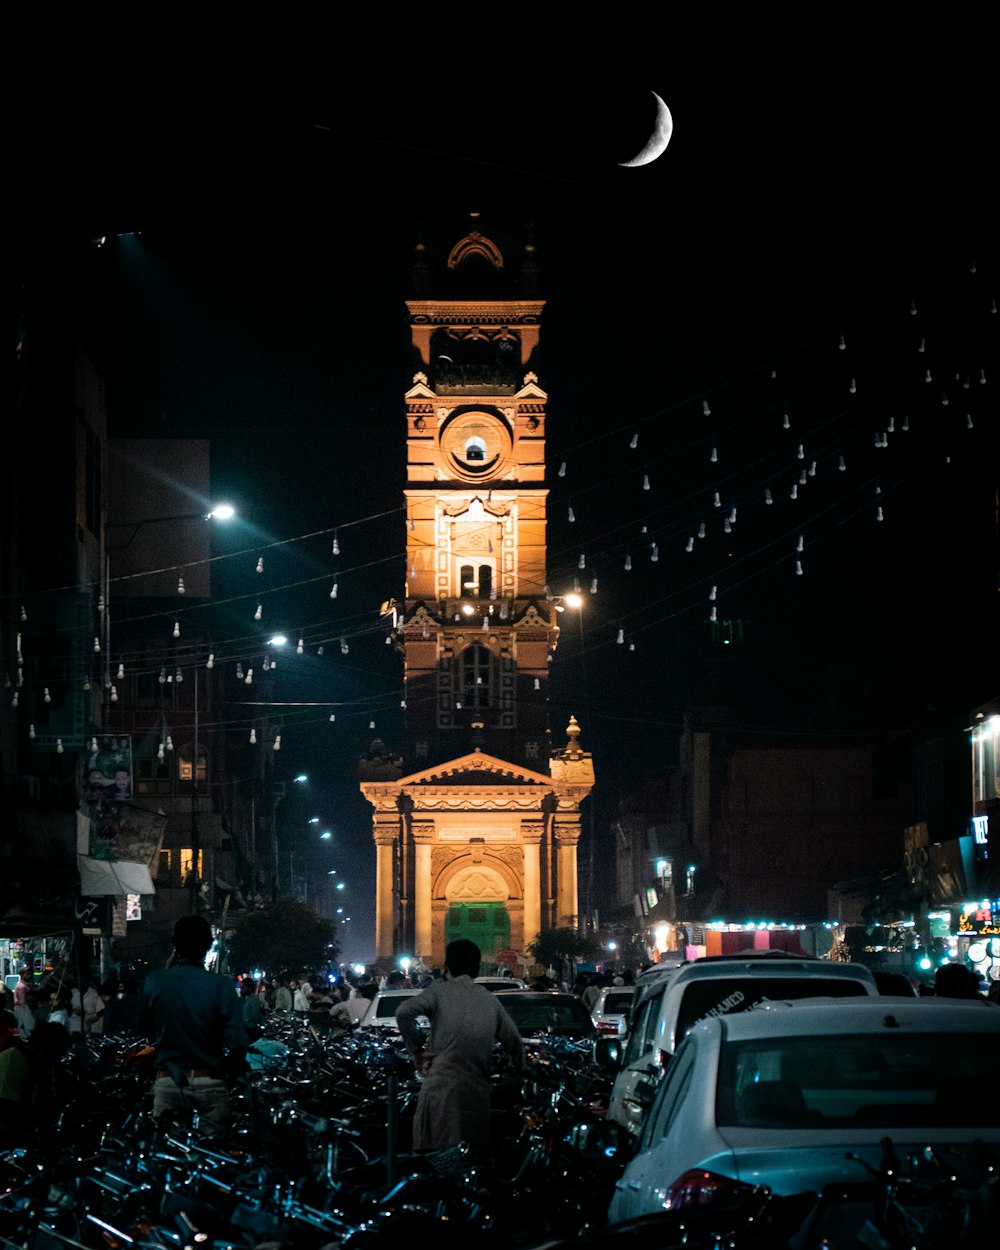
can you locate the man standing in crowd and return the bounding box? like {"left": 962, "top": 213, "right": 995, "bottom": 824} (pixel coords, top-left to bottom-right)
{"left": 396, "top": 939, "right": 525, "bottom": 1155}
{"left": 140, "top": 915, "right": 247, "bottom": 1133}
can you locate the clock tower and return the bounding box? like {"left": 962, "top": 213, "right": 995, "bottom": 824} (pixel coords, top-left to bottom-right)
{"left": 360, "top": 217, "right": 594, "bottom": 970}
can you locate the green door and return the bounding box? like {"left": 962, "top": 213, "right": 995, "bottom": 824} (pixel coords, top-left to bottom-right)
{"left": 445, "top": 901, "right": 510, "bottom": 956}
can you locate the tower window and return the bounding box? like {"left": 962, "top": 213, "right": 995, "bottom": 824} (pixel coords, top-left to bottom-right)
{"left": 458, "top": 561, "right": 493, "bottom": 598}
{"left": 460, "top": 644, "right": 493, "bottom": 708}
{"left": 465, "top": 436, "right": 486, "bottom": 462}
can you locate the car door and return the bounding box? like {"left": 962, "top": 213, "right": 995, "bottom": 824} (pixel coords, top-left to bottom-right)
{"left": 608, "top": 983, "right": 668, "bottom": 1133}
{"left": 611, "top": 1036, "right": 699, "bottom": 1221}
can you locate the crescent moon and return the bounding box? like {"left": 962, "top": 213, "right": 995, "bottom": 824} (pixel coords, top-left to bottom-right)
{"left": 619, "top": 91, "right": 673, "bottom": 168}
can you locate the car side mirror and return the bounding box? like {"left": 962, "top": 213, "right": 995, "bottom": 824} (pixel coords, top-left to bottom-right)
{"left": 594, "top": 1036, "right": 622, "bottom": 1070}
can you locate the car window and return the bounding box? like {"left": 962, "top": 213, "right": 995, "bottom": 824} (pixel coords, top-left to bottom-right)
{"left": 601, "top": 992, "right": 634, "bottom": 1015}
{"left": 623, "top": 987, "right": 665, "bottom": 1064}
{"left": 675, "top": 976, "right": 869, "bottom": 1043}
{"left": 716, "top": 1032, "right": 998, "bottom": 1128}
{"left": 642, "top": 1037, "right": 697, "bottom": 1148}
{"left": 501, "top": 996, "right": 593, "bottom": 1036}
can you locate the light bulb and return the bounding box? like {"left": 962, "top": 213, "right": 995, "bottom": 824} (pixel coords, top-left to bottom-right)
{"left": 297, "top": 638, "right": 304, "bottom": 654}
{"left": 273, "top": 734, "right": 281, "bottom": 751}
{"left": 702, "top": 400, "right": 710, "bottom": 416}
{"left": 330, "top": 583, "right": 338, "bottom": 598}
{"left": 617, "top": 628, "right": 624, "bottom": 644}
{"left": 43, "top": 687, "right": 51, "bottom": 703}
{"left": 568, "top": 507, "right": 575, "bottom": 522}
{"left": 578, "top": 553, "right": 585, "bottom": 569}
{"left": 590, "top": 577, "right": 598, "bottom": 594}
{"left": 236, "top": 663, "right": 244, "bottom": 679}
{"left": 94, "top": 637, "right": 101, "bottom": 653}
{"left": 207, "top": 653, "right": 215, "bottom": 668}
{"left": 178, "top": 577, "right": 186, "bottom": 594}
{"left": 332, "top": 534, "right": 340, "bottom": 555}
{"left": 710, "top": 447, "right": 717, "bottom": 463}
{"left": 685, "top": 537, "right": 694, "bottom": 552}
{"left": 256, "top": 557, "right": 264, "bottom": 573}
{"left": 340, "top": 639, "right": 349, "bottom": 654}
{"left": 56, "top": 739, "right": 64, "bottom": 754}
{"left": 558, "top": 461, "right": 566, "bottom": 477}
{"left": 254, "top": 604, "right": 262, "bottom": 621}
{"left": 29, "top": 724, "right": 35, "bottom": 739}
{"left": 630, "top": 433, "right": 638, "bottom": 449}
{"left": 117, "top": 662, "right": 124, "bottom": 679}
{"left": 782, "top": 413, "right": 790, "bottom": 429}
{"left": 625, "top": 555, "right": 632, "bottom": 570}
{"left": 173, "top": 621, "right": 180, "bottom": 638}
{"left": 245, "top": 669, "right": 253, "bottom": 685}
{"left": 709, "top": 585, "right": 717, "bottom": 601}
{"left": 250, "top": 728, "right": 257, "bottom": 744}
{"left": 643, "top": 474, "right": 650, "bottom": 491}
{"left": 110, "top": 685, "right": 118, "bottom": 702}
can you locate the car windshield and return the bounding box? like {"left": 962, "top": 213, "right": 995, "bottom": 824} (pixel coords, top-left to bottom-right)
{"left": 376, "top": 996, "right": 413, "bottom": 1017}
{"left": 717, "top": 1033, "right": 998, "bottom": 1129}
{"left": 676, "top": 977, "right": 868, "bottom": 1041}
{"left": 501, "top": 996, "right": 594, "bottom": 1037}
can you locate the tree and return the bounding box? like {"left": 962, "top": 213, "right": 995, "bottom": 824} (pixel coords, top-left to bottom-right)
{"left": 225, "top": 897, "right": 336, "bottom": 976}
{"left": 527, "top": 926, "right": 599, "bottom": 982}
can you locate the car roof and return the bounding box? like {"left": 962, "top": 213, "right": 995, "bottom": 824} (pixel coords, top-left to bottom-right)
{"left": 372, "top": 988, "right": 422, "bottom": 998}
{"left": 671, "top": 956, "right": 876, "bottom": 986}
{"left": 702, "top": 996, "right": 1000, "bottom": 1042}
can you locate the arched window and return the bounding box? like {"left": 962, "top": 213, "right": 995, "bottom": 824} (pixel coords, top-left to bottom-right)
{"left": 465, "top": 436, "right": 486, "bottom": 462}
{"left": 460, "top": 645, "right": 493, "bottom": 709}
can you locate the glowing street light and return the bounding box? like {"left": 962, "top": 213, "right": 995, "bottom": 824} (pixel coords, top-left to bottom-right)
{"left": 320, "top": 830, "right": 332, "bottom": 840}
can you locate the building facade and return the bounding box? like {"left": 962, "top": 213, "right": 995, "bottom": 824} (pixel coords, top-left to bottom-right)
{"left": 360, "top": 219, "right": 593, "bottom": 968}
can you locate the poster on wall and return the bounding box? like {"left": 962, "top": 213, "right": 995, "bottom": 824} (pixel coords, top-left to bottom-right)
{"left": 81, "top": 735, "right": 133, "bottom": 801}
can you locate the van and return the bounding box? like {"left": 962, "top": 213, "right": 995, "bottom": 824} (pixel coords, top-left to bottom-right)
{"left": 606, "top": 952, "right": 879, "bottom": 1136}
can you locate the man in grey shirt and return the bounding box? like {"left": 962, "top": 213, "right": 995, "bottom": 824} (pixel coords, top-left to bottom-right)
{"left": 396, "top": 939, "right": 525, "bottom": 1154}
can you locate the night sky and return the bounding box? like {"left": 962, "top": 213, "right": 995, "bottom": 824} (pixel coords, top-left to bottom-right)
{"left": 18, "top": 44, "right": 998, "bottom": 959}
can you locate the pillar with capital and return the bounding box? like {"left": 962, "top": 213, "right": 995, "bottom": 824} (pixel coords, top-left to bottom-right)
{"left": 373, "top": 811, "right": 399, "bottom": 958}
{"left": 521, "top": 820, "right": 544, "bottom": 949}
{"left": 412, "top": 821, "right": 435, "bottom": 961}
{"left": 554, "top": 811, "right": 582, "bottom": 926}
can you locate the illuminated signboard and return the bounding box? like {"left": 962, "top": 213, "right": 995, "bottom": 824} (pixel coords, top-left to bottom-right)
{"left": 972, "top": 814, "right": 989, "bottom": 845}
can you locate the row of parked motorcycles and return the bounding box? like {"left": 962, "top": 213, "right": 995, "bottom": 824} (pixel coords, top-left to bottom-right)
{"left": 1, "top": 1014, "right": 995, "bottom": 1249}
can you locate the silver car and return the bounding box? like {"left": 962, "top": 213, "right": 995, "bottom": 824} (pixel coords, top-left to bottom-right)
{"left": 608, "top": 997, "right": 1000, "bottom": 1223}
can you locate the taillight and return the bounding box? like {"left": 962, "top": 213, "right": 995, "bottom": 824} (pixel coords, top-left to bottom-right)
{"left": 597, "top": 1020, "right": 619, "bottom": 1035}
{"left": 662, "top": 1169, "right": 758, "bottom": 1211}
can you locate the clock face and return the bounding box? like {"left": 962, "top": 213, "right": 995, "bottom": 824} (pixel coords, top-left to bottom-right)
{"left": 440, "top": 411, "right": 512, "bottom": 480}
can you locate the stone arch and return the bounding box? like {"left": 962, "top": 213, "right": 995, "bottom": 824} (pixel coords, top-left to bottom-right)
{"left": 435, "top": 853, "right": 521, "bottom": 903}
{"left": 447, "top": 232, "right": 504, "bottom": 271}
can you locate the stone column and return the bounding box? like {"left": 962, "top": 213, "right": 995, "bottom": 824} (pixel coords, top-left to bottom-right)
{"left": 521, "top": 821, "right": 544, "bottom": 951}
{"left": 554, "top": 811, "right": 581, "bottom": 927}
{"left": 412, "top": 821, "right": 434, "bottom": 962}
{"left": 373, "top": 811, "right": 398, "bottom": 958}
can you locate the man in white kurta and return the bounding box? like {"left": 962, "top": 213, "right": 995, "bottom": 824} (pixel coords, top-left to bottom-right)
{"left": 396, "top": 940, "right": 525, "bottom": 1153}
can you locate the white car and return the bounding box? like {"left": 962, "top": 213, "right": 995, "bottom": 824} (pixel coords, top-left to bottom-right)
{"left": 590, "top": 985, "right": 636, "bottom": 1038}
{"left": 607, "top": 953, "right": 878, "bottom": 1137}
{"left": 608, "top": 997, "right": 1000, "bottom": 1224}
{"left": 359, "top": 987, "right": 428, "bottom": 1030}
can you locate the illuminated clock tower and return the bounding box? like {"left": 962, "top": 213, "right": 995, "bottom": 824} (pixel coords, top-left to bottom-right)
{"left": 360, "top": 217, "right": 594, "bottom": 969}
